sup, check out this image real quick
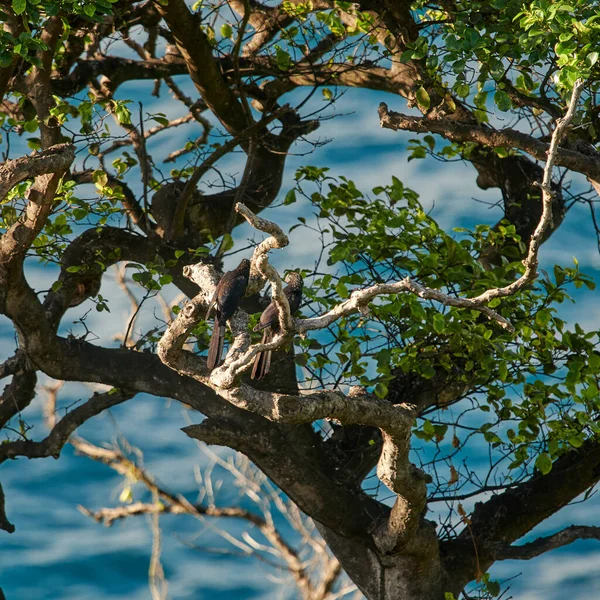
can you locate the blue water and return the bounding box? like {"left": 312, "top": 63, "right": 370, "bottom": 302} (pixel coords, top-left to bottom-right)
{"left": 2, "top": 76, "right": 600, "bottom": 600}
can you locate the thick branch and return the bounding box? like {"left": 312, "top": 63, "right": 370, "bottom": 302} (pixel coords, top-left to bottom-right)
{"left": 0, "top": 362, "right": 37, "bottom": 429}
{"left": 443, "top": 437, "right": 600, "bottom": 592}
{"left": 0, "top": 389, "right": 134, "bottom": 463}
{"left": 52, "top": 56, "right": 188, "bottom": 96}
{"left": 378, "top": 88, "right": 598, "bottom": 181}
{"left": 0, "top": 146, "right": 75, "bottom": 272}
{"left": 0, "top": 483, "right": 15, "bottom": 534}
{"left": 0, "top": 143, "right": 75, "bottom": 202}
{"left": 154, "top": 0, "right": 250, "bottom": 135}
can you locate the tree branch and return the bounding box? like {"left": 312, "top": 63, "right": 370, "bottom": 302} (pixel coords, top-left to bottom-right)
{"left": 0, "top": 389, "right": 134, "bottom": 463}
{"left": 154, "top": 0, "right": 250, "bottom": 135}
{"left": 0, "top": 362, "right": 37, "bottom": 429}
{"left": 493, "top": 525, "right": 600, "bottom": 561}
{"left": 0, "top": 483, "right": 15, "bottom": 534}
{"left": 443, "top": 437, "right": 600, "bottom": 592}
{"left": 0, "top": 143, "right": 75, "bottom": 202}
{"left": 378, "top": 86, "right": 598, "bottom": 182}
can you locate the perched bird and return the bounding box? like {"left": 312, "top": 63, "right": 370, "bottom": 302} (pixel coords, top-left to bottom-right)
{"left": 251, "top": 272, "right": 303, "bottom": 380}
{"left": 206, "top": 258, "right": 251, "bottom": 369}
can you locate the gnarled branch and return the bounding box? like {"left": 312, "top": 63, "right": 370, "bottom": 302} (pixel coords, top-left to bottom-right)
{"left": 0, "top": 143, "right": 75, "bottom": 202}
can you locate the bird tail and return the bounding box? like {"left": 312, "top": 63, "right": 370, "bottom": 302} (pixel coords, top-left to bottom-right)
{"left": 207, "top": 324, "right": 225, "bottom": 370}
{"left": 251, "top": 330, "right": 272, "bottom": 380}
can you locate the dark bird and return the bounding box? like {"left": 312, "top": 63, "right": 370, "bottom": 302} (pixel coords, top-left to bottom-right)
{"left": 251, "top": 272, "right": 303, "bottom": 380}
{"left": 206, "top": 258, "right": 251, "bottom": 369}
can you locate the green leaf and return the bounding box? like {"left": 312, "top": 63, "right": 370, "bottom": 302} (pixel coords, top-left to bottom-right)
{"left": 375, "top": 382, "right": 388, "bottom": 398}
{"left": 322, "top": 88, "right": 333, "bottom": 101}
{"left": 423, "top": 420, "right": 435, "bottom": 435}
{"left": 494, "top": 90, "right": 512, "bottom": 112}
{"left": 535, "top": 452, "right": 552, "bottom": 475}
{"left": 220, "top": 233, "right": 234, "bottom": 253}
{"left": 12, "top": 0, "right": 26, "bottom": 15}
{"left": 220, "top": 23, "right": 233, "bottom": 38}
{"left": 416, "top": 86, "right": 431, "bottom": 110}
{"left": 486, "top": 580, "right": 501, "bottom": 597}
{"left": 93, "top": 170, "right": 108, "bottom": 188}
{"left": 589, "top": 353, "right": 600, "bottom": 373}
{"left": 284, "top": 189, "right": 297, "bottom": 205}
{"left": 275, "top": 46, "right": 291, "bottom": 71}
{"left": 585, "top": 51, "right": 599, "bottom": 67}
{"left": 433, "top": 313, "right": 445, "bottom": 333}
{"left": 498, "top": 362, "right": 508, "bottom": 382}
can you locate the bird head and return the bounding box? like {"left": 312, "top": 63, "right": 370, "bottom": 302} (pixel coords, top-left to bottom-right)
{"left": 285, "top": 271, "right": 303, "bottom": 290}
{"left": 236, "top": 258, "right": 251, "bottom": 277}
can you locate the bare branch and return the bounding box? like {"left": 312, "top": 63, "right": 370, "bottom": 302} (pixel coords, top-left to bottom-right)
{"left": 235, "top": 201, "right": 289, "bottom": 295}
{"left": 99, "top": 113, "right": 196, "bottom": 158}
{"left": 159, "top": 202, "right": 291, "bottom": 389}
{"left": 0, "top": 389, "right": 134, "bottom": 463}
{"left": 76, "top": 437, "right": 313, "bottom": 589}
{"left": 469, "top": 79, "right": 585, "bottom": 303}
{"left": 494, "top": 525, "right": 600, "bottom": 561}
{"left": 298, "top": 277, "right": 514, "bottom": 333}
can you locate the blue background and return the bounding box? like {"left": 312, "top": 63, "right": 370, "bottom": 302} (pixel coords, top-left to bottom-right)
{"left": 1, "top": 73, "right": 600, "bottom": 600}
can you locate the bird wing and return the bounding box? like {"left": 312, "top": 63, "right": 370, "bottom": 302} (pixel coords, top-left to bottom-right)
{"left": 253, "top": 301, "right": 278, "bottom": 332}
{"left": 206, "top": 294, "right": 217, "bottom": 320}
{"left": 218, "top": 273, "right": 248, "bottom": 322}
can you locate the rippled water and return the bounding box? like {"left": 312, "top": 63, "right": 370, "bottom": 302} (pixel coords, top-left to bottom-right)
{"left": 2, "top": 83, "right": 600, "bottom": 599}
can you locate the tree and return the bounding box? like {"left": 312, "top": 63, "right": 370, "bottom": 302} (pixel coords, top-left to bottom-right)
{"left": 2, "top": 1, "right": 600, "bottom": 599}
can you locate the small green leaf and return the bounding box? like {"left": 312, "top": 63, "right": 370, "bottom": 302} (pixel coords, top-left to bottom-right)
{"left": 498, "top": 362, "right": 508, "bottom": 382}
{"left": 220, "top": 23, "right": 233, "bottom": 38}
{"left": 535, "top": 453, "right": 552, "bottom": 475}
{"left": 586, "top": 52, "right": 599, "bottom": 68}
{"left": 322, "top": 88, "right": 333, "bottom": 101}
{"left": 12, "top": 0, "right": 26, "bottom": 15}
{"left": 220, "top": 233, "right": 234, "bottom": 253}
{"left": 416, "top": 86, "right": 431, "bottom": 110}
{"left": 284, "top": 189, "right": 297, "bottom": 205}
{"left": 494, "top": 90, "right": 512, "bottom": 112}
{"left": 486, "top": 580, "right": 501, "bottom": 597}
{"left": 375, "top": 382, "right": 388, "bottom": 398}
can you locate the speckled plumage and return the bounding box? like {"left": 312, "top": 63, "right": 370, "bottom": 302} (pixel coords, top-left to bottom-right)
{"left": 251, "top": 272, "right": 303, "bottom": 380}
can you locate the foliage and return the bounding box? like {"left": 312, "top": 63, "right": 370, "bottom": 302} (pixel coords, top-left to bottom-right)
{"left": 293, "top": 172, "right": 599, "bottom": 498}
{"left": 2, "top": 0, "right": 600, "bottom": 599}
